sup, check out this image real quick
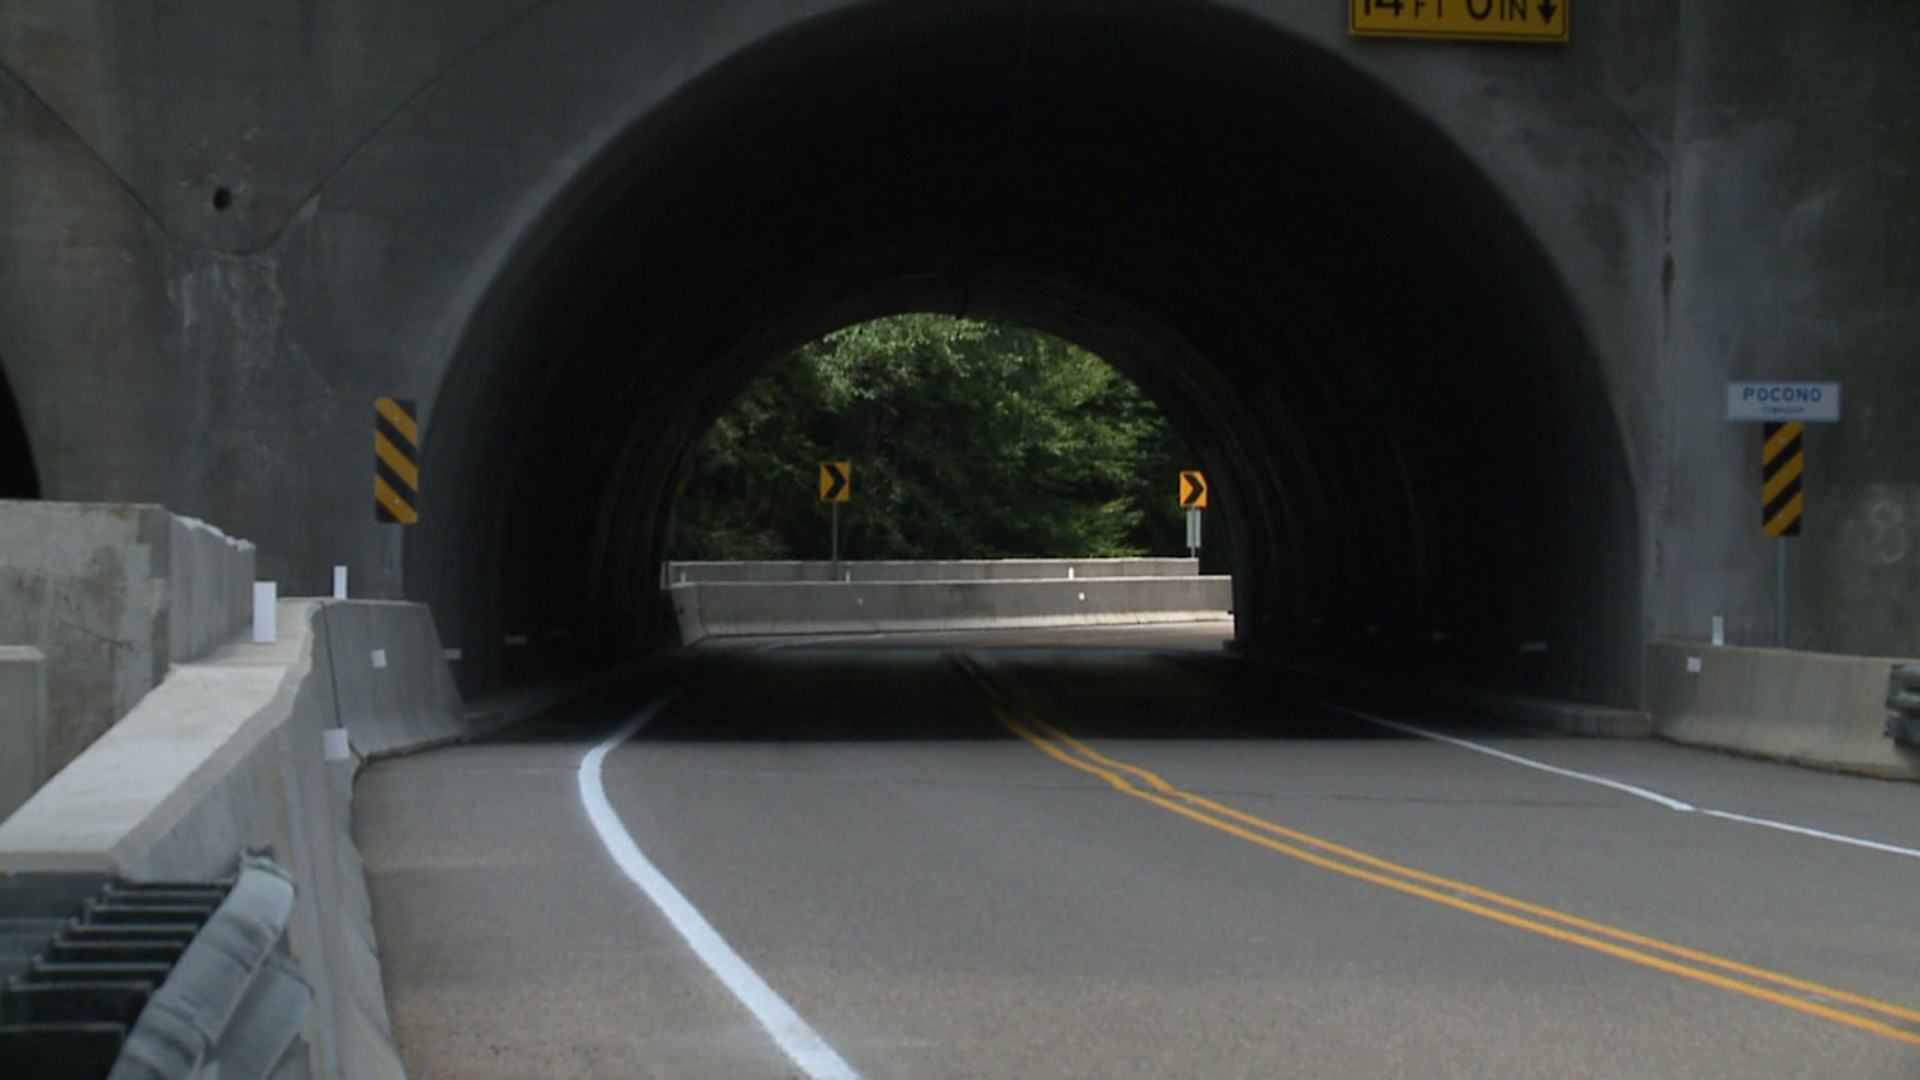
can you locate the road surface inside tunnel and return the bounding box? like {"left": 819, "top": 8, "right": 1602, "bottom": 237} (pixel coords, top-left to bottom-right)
{"left": 356, "top": 627, "right": 1920, "bottom": 1078}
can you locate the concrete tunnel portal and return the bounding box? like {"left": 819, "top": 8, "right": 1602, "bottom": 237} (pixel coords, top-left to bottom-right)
{"left": 411, "top": 1, "right": 1641, "bottom": 707}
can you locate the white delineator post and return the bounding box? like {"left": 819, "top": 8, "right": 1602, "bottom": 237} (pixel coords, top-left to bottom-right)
{"left": 252, "top": 582, "right": 278, "bottom": 644}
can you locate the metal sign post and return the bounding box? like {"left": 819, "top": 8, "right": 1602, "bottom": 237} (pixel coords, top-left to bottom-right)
{"left": 1179, "top": 470, "right": 1209, "bottom": 563}
{"left": 819, "top": 461, "right": 851, "bottom": 575}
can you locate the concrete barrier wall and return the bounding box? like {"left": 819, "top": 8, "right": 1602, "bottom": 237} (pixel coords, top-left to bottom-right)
{"left": 0, "top": 646, "right": 46, "bottom": 825}
{"left": 666, "top": 558, "right": 1202, "bottom": 584}
{"left": 671, "top": 575, "right": 1232, "bottom": 642}
{"left": 318, "top": 601, "right": 468, "bottom": 760}
{"left": 0, "top": 599, "right": 471, "bottom": 1079}
{"left": 0, "top": 501, "right": 255, "bottom": 818}
{"left": 166, "top": 512, "right": 259, "bottom": 661}
{"left": 1646, "top": 640, "right": 1920, "bottom": 779}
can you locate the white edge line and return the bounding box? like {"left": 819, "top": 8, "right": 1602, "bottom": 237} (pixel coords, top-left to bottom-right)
{"left": 1338, "top": 706, "right": 1920, "bottom": 860}
{"left": 1700, "top": 808, "right": 1920, "bottom": 860}
{"left": 1342, "top": 708, "right": 1697, "bottom": 811}
{"left": 579, "top": 699, "right": 863, "bottom": 1080}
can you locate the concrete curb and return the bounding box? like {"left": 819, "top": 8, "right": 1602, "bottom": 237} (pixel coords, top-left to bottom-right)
{"left": 1455, "top": 688, "right": 1654, "bottom": 738}
{"left": 1233, "top": 656, "right": 1652, "bottom": 739}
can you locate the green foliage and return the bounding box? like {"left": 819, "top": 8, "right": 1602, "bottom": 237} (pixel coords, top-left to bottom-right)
{"left": 674, "top": 314, "right": 1193, "bottom": 561}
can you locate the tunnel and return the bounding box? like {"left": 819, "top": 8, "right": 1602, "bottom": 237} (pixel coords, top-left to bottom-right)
{"left": 412, "top": 0, "right": 1641, "bottom": 707}
{"left": 0, "top": 360, "right": 36, "bottom": 500}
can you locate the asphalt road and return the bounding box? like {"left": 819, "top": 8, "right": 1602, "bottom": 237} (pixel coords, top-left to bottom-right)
{"left": 357, "top": 627, "right": 1920, "bottom": 1078}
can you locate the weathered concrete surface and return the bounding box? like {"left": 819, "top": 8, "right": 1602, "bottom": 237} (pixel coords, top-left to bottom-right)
{"left": 0, "top": 502, "right": 255, "bottom": 802}
{"left": 1659, "top": 4, "right": 1920, "bottom": 659}
{"left": 672, "top": 576, "right": 1233, "bottom": 643}
{"left": 0, "top": 598, "right": 471, "bottom": 1079}
{"left": 1647, "top": 641, "right": 1920, "bottom": 780}
{"left": 0, "top": 2, "right": 1911, "bottom": 711}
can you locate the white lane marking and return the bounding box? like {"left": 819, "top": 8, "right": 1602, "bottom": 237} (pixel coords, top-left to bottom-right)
{"left": 1348, "top": 710, "right": 1697, "bottom": 811}
{"left": 1339, "top": 707, "right": 1920, "bottom": 860}
{"left": 579, "top": 702, "right": 864, "bottom": 1080}
{"left": 1699, "top": 808, "right": 1920, "bottom": 860}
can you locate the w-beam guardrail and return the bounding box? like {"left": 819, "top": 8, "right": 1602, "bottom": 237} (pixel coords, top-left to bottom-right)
{"left": 0, "top": 856, "right": 310, "bottom": 1080}
{"left": 1889, "top": 664, "right": 1920, "bottom": 746}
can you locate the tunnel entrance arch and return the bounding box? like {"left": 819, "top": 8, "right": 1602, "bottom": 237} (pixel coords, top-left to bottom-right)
{"left": 0, "top": 359, "right": 38, "bottom": 499}
{"left": 415, "top": 0, "right": 1640, "bottom": 707}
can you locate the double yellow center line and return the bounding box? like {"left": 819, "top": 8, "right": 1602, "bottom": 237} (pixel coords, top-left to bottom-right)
{"left": 990, "top": 701, "right": 1920, "bottom": 1047}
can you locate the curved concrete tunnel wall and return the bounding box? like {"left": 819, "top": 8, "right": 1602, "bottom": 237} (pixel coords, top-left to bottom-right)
{"left": 414, "top": 1, "right": 1642, "bottom": 703}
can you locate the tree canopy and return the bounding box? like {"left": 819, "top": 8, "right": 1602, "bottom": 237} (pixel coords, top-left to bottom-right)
{"left": 673, "top": 314, "right": 1194, "bottom": 561}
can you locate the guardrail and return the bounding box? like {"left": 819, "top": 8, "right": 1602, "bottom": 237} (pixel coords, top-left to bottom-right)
{"left": 0, "top": 599, "right": 459, "bottom": 1079}
{"left": 0, "top": 857, "right": 309, "bottom": 1080}
{"left": 1889, "top": 664, "right": 1920, "bottom": 746}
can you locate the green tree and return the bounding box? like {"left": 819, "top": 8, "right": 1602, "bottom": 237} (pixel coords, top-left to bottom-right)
{"left": 675, "top": 314, "right": 1192, "bottom": 561}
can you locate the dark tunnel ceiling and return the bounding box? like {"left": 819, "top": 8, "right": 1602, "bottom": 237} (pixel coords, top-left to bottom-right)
{"left": 418, "top": 0, "right": 1641, "bottom": 705}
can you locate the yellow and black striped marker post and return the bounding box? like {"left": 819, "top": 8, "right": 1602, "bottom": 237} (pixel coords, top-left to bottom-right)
{"left": 375, "top": 397, "right": 420, "bottom": 525}
{"left": 1762, "top": 421, "right": 1803, "bottom": 537}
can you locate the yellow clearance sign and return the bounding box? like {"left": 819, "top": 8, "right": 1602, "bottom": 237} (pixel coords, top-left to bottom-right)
{"left": 1350, "top": 0, "right": 1568, "bottom": 43}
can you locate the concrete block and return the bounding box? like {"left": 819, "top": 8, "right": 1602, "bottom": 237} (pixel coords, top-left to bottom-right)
{"left": 0, "top": 646, "right": 47, "bottom": 822}
{"left": 1647, "top": 641, "right": 1920, "bottom": 780}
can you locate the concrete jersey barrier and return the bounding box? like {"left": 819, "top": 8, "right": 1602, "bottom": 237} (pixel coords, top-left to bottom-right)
{"left": 670, "top": 575, "right": 1233, "bottom": 643}
{"left": 666, "top": 557, "right": 1203, "bottom": 584}
{"left": 1646, "top": 640, "right": 1920, "bottom": 780}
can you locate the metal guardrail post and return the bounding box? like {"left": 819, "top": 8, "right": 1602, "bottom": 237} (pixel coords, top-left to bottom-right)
{"left": 1888, "top": 664, "right": 1920, "bottom": 746}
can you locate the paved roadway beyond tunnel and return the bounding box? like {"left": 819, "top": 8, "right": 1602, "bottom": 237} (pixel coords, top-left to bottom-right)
{"left": 356, "top": 624, "right": 1920, "bottom": 1078}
